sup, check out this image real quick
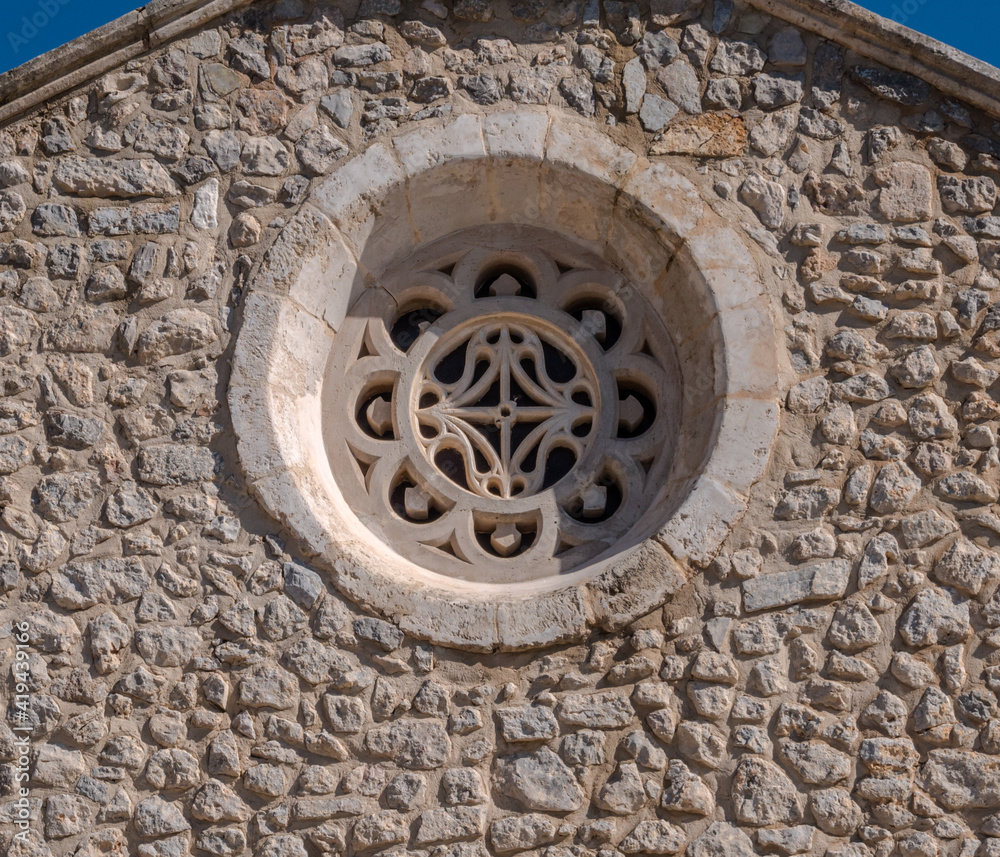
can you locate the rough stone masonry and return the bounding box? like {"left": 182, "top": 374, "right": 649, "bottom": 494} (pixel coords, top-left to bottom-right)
{"left": 2, "top": 1, "right": 1000, "bottom": 856}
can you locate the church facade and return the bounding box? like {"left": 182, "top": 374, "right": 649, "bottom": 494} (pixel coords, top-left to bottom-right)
{"left": 2, "top": 1, "right": 1000, "bottom": 855}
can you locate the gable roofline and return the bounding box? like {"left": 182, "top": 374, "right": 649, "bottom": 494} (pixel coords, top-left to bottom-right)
{"left": 0, "top": 0, "right": 998, "bottom": 126}
{"left": 0, "top": 0, "right": 255, "bottom": 124}
{"left": 756, "top": 0, "right": 1000, "bottom": 117}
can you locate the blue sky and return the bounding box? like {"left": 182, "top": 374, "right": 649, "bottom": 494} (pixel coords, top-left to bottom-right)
{"left": 853, "top": 0, "right": 1000, "bottom": 68}
{"left": 0, "top": 0, "right": 996, "bottom": 76}
{"left": 2, "top": 0, "right": 141, "bottom": 75}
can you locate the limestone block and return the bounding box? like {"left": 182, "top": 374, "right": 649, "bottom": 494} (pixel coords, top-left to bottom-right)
{"left": 742, "top": 561, "right": 851, "bottom": 612}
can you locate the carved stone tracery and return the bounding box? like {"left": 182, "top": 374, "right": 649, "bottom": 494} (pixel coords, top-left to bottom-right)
{"left": 323, "top": 229, "right": 681, "bottom": 583}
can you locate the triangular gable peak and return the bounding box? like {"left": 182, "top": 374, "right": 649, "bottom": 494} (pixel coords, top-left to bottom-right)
{"left": 2, "top": 0, "right": 1000, "bottom": 123}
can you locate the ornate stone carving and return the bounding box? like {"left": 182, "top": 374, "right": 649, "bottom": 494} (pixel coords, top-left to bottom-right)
{"left": 324, "top": 232, "right": 678, "bottom": 582}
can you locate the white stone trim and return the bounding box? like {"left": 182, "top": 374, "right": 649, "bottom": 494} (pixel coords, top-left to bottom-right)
{"left": 229, "top": 109, "right": 782, "bottom": 650}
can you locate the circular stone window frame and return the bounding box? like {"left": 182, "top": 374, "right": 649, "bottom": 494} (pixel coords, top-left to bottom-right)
{"left": 230, "top": 108, "right": 782, "bottom": 652}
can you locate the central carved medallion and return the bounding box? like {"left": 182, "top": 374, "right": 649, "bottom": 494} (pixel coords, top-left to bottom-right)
{"left": 415, "top": 313, "right": 599, "bottom": 500}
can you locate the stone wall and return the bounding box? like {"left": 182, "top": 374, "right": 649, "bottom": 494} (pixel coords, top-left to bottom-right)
{"left": 1, "top": 1, "right": 1000, "bottom": 856}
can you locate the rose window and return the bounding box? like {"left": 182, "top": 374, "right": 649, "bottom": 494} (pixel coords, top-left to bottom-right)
{"left": 323, "top": 228, "right": 681, "bottom": 583}
{"left": 232, "top": 114, "right": 781, "bottom": 647}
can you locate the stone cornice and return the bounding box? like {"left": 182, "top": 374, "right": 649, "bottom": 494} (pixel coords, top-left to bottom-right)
{"left": 754, "top": 0, "right": 1000, "bottom": 118}
{"left": 1, "top": 0, "right": 999, "bottom": 124}
{"left": 0, "top": 0, "right": 254, "bottom": 123}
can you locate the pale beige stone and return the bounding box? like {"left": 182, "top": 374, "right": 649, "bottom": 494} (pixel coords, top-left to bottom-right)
{"left": 875, "top": 161, "right": 933, "bottom": 223}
